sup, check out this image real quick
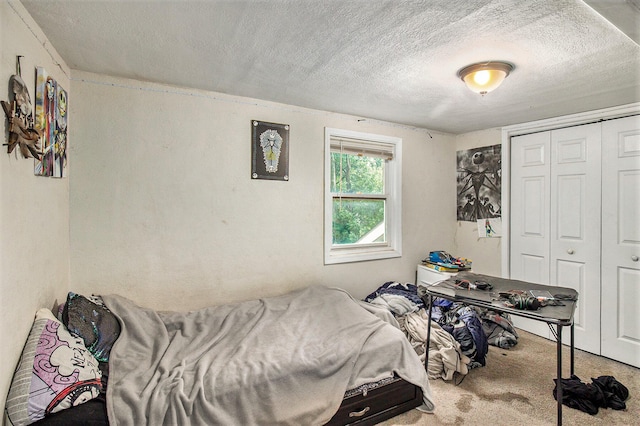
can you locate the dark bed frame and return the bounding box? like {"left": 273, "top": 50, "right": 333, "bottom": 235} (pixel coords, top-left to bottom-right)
{"left": 33, "top": 377, "right": 422, "bottom": 425}
{"left": 326, "top": 377, "right": 423, "bottom": 425}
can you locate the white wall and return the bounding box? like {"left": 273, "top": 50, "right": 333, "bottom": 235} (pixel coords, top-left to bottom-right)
{"left": 453, "top": 128, "right": 502, "bottom": 276}
{"left": 68, "top": 71, "right": 457, "bottom": 311}
{"left": 0, "top": 0, "right": 70, "bottom": 414}
{"left": 0, "top": 0, "right": 458, "bottom": 414}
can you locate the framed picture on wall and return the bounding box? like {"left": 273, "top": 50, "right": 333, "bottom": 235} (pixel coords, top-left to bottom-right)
{"left": 251, "top": 120, "right": 289, "bottom": 181}
{"left": 34, "top": 67, "right": 68, "bottom": 178}
{"left": 456, "top": 144, "right": 501, "bottom": 222}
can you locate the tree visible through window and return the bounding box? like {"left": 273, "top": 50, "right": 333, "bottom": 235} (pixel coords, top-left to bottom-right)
{"left": 331, "top": 152, "right": 385, "bottom": 244}
{"left": 324, "top": 128, "right": 402, "bottom": 264}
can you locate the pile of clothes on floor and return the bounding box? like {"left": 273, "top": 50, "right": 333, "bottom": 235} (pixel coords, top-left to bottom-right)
{"left": 364, "top": 281, "right": 519, "bottom": 381}
{"left": 553, "top": 375, "right": 629, "bottom": 414}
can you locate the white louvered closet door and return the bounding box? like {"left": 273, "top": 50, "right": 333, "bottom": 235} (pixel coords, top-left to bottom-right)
{"left": 601, "top": 115, "right": 640, "bottom": 367}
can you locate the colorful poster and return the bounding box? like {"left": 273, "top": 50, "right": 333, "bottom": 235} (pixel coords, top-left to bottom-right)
{"left": 34, "top": 67, "right": 67, "bottom": 178}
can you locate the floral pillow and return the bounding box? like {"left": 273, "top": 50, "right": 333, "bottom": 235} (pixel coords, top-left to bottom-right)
{"left": 6, "top": 309, "right": 102, "bottom": 425}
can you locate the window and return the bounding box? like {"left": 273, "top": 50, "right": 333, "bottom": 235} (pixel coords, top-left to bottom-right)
{"left": 324, "top": 128, "right": 402, "bottom": 264}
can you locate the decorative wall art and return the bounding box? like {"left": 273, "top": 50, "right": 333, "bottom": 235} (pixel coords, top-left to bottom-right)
{"left": 1, "top": 56, "right": 42, "bottom": 160}
{"left": 477, "top": 217, "right": 502, "bottom": 238}
{"left": 34, "top": 67, "right": 68, "bottom": 178}
{"left": 456, "top": 144, "right": 502, "bottom": 222}
{"left": 251, "top": 120, "right": 289, "bottom": 181}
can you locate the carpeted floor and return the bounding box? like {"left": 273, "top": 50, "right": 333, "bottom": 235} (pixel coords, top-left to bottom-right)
{"left": 380, "top": 330, "right": 639, "bottom": 425}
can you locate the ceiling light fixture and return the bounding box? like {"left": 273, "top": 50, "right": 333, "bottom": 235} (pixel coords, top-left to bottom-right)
{"left": 457, "top": 61, "right": 514, "bottom": 95}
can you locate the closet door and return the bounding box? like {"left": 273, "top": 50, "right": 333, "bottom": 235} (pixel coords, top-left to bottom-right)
{"left": 510, "top": 124, "right": 601, "bottom": 352}
{"left": 601, "top": 115, "right": 640, "bottom": 367}
{"left": 550, "top": 124, "right": 601, "bottom": 354}
{"left": 509, "top": 131, "right": 551, "bottom": 338}
{"left": 510, "top": 132, "right": 551, "bottom": 282}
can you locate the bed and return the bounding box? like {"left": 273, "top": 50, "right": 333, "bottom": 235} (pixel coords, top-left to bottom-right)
{"left": 5, "top": 285, "right": 434, "bottom": 425}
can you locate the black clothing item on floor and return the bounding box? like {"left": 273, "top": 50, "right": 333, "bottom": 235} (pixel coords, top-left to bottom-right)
{"left": 553, "top": 374, "right": 629, "bottom": 415}
{"left": 553, "top": 375, "right": 603, "bottom": 415}
{"left": 591, "top": 375, "right": 629, "bottom": 410}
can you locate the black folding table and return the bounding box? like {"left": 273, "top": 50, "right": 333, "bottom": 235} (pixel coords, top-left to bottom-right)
{"left": 421, "top": 271, "right": 578, "bottom": 426}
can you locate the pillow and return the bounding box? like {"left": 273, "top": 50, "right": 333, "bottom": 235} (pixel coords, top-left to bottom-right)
{"left": 62, "top": 292, "right": 120, "bottom": 362}
{"left": 55, "top": 303, "right": 65, "bottom": 321}
{"left": 6, "top": 309, "right": 103, "bottom": 426}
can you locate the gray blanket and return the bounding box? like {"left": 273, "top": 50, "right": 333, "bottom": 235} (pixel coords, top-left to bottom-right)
{"left": 103, "top": 286, "right": 434, "bottom": 425}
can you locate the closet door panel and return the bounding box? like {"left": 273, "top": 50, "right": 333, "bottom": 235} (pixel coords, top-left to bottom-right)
{"left": 618, "top": 268, "right": 640, "bottom": 341}
{"left": 510, "top": 132, "right": 550, "bottom": 283}
{"left": 619, "top": 171, "right": 640, "bottom": 243}
{"left": 602, "top": 115, "right": 640, "bottom": 367}
{"left": 550, "top": 124, "right": 601, "bottom": 354}
{"left": 556, "top": 175, "right": 584, "bottom": 240}
{"left": 555, "top": 259, "right": 586, "bottom": 340}
{"left": 521, "top": 254, "right": 546, "bottom": 283}
{"left": 510, "top": 132, "right": 551, "bottom": 338}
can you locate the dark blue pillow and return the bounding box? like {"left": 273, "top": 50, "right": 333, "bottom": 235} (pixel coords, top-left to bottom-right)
{"left": 62, "top": 292, "right": 120, "bottom": 362}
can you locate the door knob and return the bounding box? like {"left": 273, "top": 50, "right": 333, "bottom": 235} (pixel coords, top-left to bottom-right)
{"left": 567, "top": 249, "right": 575, "bottom": 255}
{"left": 632, "top": 255, "right": 639, "bottom": 262}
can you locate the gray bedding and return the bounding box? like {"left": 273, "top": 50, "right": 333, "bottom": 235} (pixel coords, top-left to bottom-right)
{"left": 102, "top": 286, "right": 434, "bottom": 425}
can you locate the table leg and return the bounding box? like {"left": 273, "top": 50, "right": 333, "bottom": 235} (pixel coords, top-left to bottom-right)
{"left": 557, "top": 324, "right": 563, "bottom": 426}
{"left": 570, "top": 322, "right": 575, "bottom": 376}
{"left": 425, "top": 295, "right": 433, "bottom": 372}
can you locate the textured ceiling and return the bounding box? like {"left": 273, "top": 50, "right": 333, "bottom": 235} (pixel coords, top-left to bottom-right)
{"left": 18, "top": 0, "right": 640, "bottom": 134}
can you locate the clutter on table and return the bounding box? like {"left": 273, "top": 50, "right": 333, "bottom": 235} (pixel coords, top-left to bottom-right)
{"left": 421, "top": 251, "right": 472, "bottom": 272}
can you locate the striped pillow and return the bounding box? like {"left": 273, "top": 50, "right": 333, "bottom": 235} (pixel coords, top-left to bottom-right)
{"left": 5, "top": 309, "right": 102, "bottom": 425}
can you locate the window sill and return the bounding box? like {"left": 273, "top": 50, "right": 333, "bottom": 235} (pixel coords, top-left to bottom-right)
{"left": 324, "top": 246, "right": 401, "bottom": 265}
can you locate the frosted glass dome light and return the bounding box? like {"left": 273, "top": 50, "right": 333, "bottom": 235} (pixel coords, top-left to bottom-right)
{"left": 458, "top": 61, "right": 514, "bottom": 95}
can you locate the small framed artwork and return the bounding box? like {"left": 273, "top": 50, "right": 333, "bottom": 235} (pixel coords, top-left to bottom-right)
{"left": 251, "top": 120, "right": 289, "bottom": 181}
{"left": 34, "top": 67, "right": 68, "bottom": 178}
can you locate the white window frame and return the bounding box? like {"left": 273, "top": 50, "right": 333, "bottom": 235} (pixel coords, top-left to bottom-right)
{"left": 324, "top": 127, "right": 402, "bottom": 265}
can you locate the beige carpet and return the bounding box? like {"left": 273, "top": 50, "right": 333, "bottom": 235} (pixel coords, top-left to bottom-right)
{"left": 380, "top": 330, "right": 639, "bottom": 426}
